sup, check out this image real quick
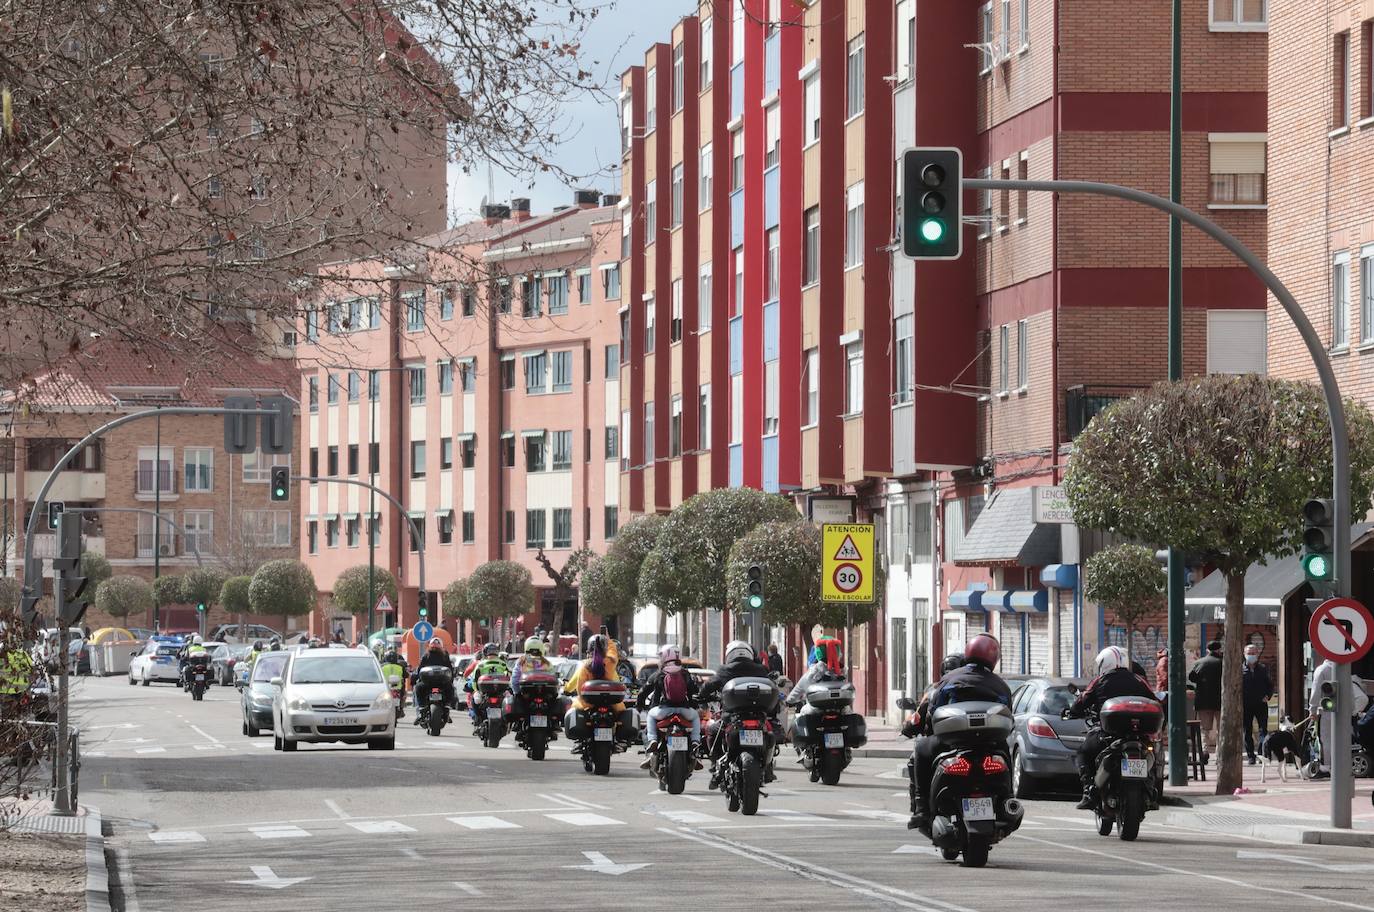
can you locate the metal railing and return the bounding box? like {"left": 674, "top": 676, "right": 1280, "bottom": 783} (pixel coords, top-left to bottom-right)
{"left": 135, "top": 532, "right": 179, "bottom": 558}
{"left": 1064, "top": 384, "right": 1144, "bottom": 439}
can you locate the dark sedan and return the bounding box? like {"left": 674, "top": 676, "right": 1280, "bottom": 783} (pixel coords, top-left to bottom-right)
{"left": 1008, "top": 676, "right": 1090, "bottom": 798}
{"left": 211, "top": 644, "right": 254, "bottom": 686}
{"left": 240, "top": 651, "right": 288, "bottom": 737}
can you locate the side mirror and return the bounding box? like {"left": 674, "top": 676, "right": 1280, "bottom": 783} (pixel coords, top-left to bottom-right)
{"left": 896, "top": 697, "right": 917, "bottom": 711}
{"left": 270, "top": 677, "right": 283, "bottom": 688}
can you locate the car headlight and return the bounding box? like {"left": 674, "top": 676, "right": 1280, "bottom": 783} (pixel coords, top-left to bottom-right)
{"left": 287, "top": 696, "right": 310, "bottom": 712}
{"left": 251, "top": 692, "right": 272, "bottom": 707}
{"left": 372, "top": 692, "right": 393, "bottom": 710}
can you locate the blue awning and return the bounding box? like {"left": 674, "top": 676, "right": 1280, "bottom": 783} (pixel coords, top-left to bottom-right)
{"left": 979, "top": 590, "right": 1015, "bottom": 613}
{"left": 1040, "top": 564, "right": 1078, "bottom": 589}
{"left": 1008, "top": 589, "right": 1049, "bottom": 613}
{"left": 948, "top": 583, "right": 989, "bottom": 609}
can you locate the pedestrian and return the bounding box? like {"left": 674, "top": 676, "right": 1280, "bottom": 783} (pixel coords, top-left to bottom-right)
{"left": 1154, "top": 648, "right": 1168, "bottom": 693}
{"left": 579, "top": 623, "right": 592, "bottom": 655}
{"left": 1188, "top": 640, "right": 1223, "bottom": 762}
{"left": 1241, "top": 644, "right": 1273, "bottom": 765}
{"left": 766, "top": 643, "right": 784, "bottom": 676}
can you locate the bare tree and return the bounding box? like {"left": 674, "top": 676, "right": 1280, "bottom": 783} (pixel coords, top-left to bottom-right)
{"left": 534, "top": 547, "right": 594, "bottom": 636}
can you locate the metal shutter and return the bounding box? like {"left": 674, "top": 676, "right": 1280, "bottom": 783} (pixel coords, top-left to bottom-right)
{"left": 1057, "top": 591, "right": 1078, "bottom": 677}
{"left": 1207, "top": 310, "right": 1266, "bottom": 375}
{"left": 1001, "top": 615, "right": 1023, "bottom": 675}
{"left": 1028, "top": 613, "right": 1052, "bottom": 676}
{"left": 1209, "top": 140, "right": 1265, "bottom": 174}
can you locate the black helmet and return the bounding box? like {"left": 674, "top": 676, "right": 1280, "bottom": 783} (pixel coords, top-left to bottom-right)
{"left": 253, "top": 640, "right": 265, "bottom": 651}
{"left": 482, "top": 642, "right": 499, "bottom": 657}
{"left": 941, "top": 653, "right": 966, "bottom": 674}
{"left": 268, "top": 638, "right": 281, "bottom": 650}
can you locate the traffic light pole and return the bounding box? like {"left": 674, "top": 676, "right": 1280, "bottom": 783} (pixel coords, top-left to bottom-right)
{"left": 965, "top": 177, "right": 1354, "bottom": 827}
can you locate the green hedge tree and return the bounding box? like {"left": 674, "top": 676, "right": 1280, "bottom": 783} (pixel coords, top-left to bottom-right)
{"left": 151, "top": 574, "right": 185, "bottom": 606}
{"left": 182, "top": 568, "right": 228, "bottom": 616}
{"left": 249, "top": 559, "right": 318, "bottom": 635}
{"left": 466, "top": 561, "right": 534, "bottom": 633}
{"left": 580, "top": 514, "right": 666, "bottom": 637}
{"left": 95, "top": 575, "right": 154, "bottom": 623}
{"left": 1083, "top": 543, "right": 1165, "bottom": 665}
{"left": 331, "top": 566, "right": 399, "bottom": 617}
{"left": 80, "top": 552, "right": 113, "bottom": 604}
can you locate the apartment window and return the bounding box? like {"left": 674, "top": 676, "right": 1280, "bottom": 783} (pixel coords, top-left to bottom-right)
{"left": 645, "top": 179, "right": 658, "bottom": 239}
{"left": 551, "top": 350, "right": 572, "bottom": 392}
{"left": 522, "top": 276, "right": 542, "bottom": 318}
{"left": 620, "top": 310, "right": 630, "bottom": 355}
{"left": 347, "top": 444, "right": 359, "bottom": 475}
{"left": 497, "top": 280, "right": 513, "bottom": 314}
{"left": 1210, "top": 0, "right": 1267, "bottom": 29}
{"left": 803, "top": 72, "right": 820, "bottom": 144}
{"left": 1335, "top": 31, "right": 1351, "bottom": 129}
{"left": 620, "top": 93, "right": 633, "bottom": 154}
{"left": 845, "top": 182, "right": 865, "bottom": 268}
{"left": 437, "top": 360, "right": 453, "bottom": 395}
{"left": 604, "top": 344, "right": 620, "bottom": 379}
{"left": 524, "top": 351, "right": 547, "bottom": 394}
{"left": 766, "top": 227, "right": 780, "bottom": 300}
{"left": 369, "top": 515, "right": 381, "bottom": 546}
{"left": 547, "top": 272, "right": 569, "bottom": 315}
{"left": 645, "top": 68, "right": 657, "bottom": 133}
{"left": 669, "top": 395, "right": 683, "bottom": 457}
{"left": 461, "top": 285, "right": 476, "bottom": 317}
{"left": 438, "top": 513, "right": 453, "bottom": 545}
{"left": 551, "top": 430, "right": 573, "bottom": 470}
{"left": 1209, "top": 136, "right": 1267, "bottom": 205}
{"left": 605, "top": 425, "right": 620, "bottom": 459}
{"left": 730, "top": 129, "right": 744, "bottom": 191}
{"left": 438, "top": 288, "right": 454, "bottom": 321}
{"left": 525, "top": 509, "right": 547, "bottom": 549}
{"left": 998, "top": 324, "right": 1011, "bottom": 393}
{"left": 462, "top": 511, "right": 475, "bottom": 543}
{"left": 525, "top": 432, "right": 547, "bottom": 472}
{"left": 846, "top": 34, "right": 865, "bottom": 119}
{"left": 326, "top": 516, "right": 339, "bottom": 548}
{"left": 504, "top": 510, "right": 515, "bottom": 543}
{"left": 305, "top": 310, "right": 319, "bottom": 342}
{"left": 369, "top": 369, "right": 380, "bottom": 402}
{"left": 672, "top": 42, "right": 685, "bottom": 112}
{"left": 978, "top": 167, "right": 993, "bottom": 237}
{"left": 670, "top": 163, "right": 685, "bottom": 228}
{"left": 699, "top": 143, "right": 713, "bottom": 207}
{"left": 409, "top": 439, "right": 425, "bottom": 477}
{"left": 1365, "top": 21, "right": 1374, "bottom": 120}
{"left": 644, "top": 402, "right": 656, "bottom": 463}
{"left": 803, "top": 348, "right": 819, "bottom": 425}
{"left": 645, "top": 296, "right": 657, "bottom": 352}
{"left": 346, "top": 516, "right": 360, "bottom": 548}
{"left": 307, "top": 520, "right": 318, "bottom": 554}
{"left": 241, "top": 449, "right": 286, "bottom": 484}
{"left": 1016, "top": 319, "right": 1029, "bottom": 390}
{"left": 1208, "top": 310, "right": 1267, "bottom": 375}
{"left": 1019, "top": 0, "right": 1029, "bottom": 49}
{"left": 404, "top": 291, "right": 424, "bottom": 332}
{"left": 802, "top": 207, "right": 820, "bottom": 286}
{"left": 999, "top": 160, "right": 1011, "bottom": 228}
{"left": 577, "top": 270, "right": 592, "bottom": 304}
{"left": 552, "top": 508, "right": 573, "bottom": 549}
{"left": 500, "top": 356, "right": 515, "bottom": 390}
{"left": 730, "top": 375, "right": 744, "bottom": 445}
{"left": 339, "top": 370, "right": 355, "bottom": 402}
{"left": 460, "top": 436, "right": 476, "bottom": 469}
{"left": 732, "top": 0, "right": 745, "bottom": 64}
{"left": 603, "top": 264, "right": 621, "bottom": 299}
{"left": 605, "top": 506, "right": 620, "bottom": 540}
{"left": 670, "top": 280, "right": 684, "bottom": 343}
{"left": 327, "top": 372, "right": 339, "bottom": 404}
{"left": 408, "top": 516, "right": 424, "bottom": 552}
{"left": 622, "top": 209, "right": 632, "bottom": 258}
{"left": 763, "top": 362, "right": 779, "bottom": 435}
{"left": 406, "top": 365, "right": 423, "bottom": 403}
{"left": 1363, "top": 248, "right": 1374, "bottom": 345}
{"left": 1016, "top": 153, "right": 1029, "bottom": 223}
{"left": 732, "top": 247, "right": 744, "bottom": 317}
{"left": 440, "top": 437, "right": 453, "bottom": 470}
{"left": 845, "top": 341, "right": 864, "bottom": 415}
{"left": 894, "top": 316, "right": 913, "bottom": 405}
{"left": 327, "top": 445, "right": 338, "bottom": 477}
{"left": 368, "top": 442, "right": 379, "bottom": 474}
{"left": 700, "top": 15, "right": 714, "bottom": 87}
{"left": 699, "top": 264, "right": 713, "bottom": 332}
{"left": 699, "top": 384, "right": 712, "bottom": 445}
{"left": 342, "top": 297, "right": 361, "bottom": 333}
{"left": 174, "top": 448, "right": 211, "bottom": 496}
{"left": 765, "top": 102, "right": 781, "bottom": 169}
{"left": 1334, "top": 253, "right": 1351, "bottom": 349}
{"left": 1001, "top": 0, "right": 1012, "bottom": 59}
{"left": 367, "top": 296, "right": 381, "bottom": 329}
{"left": 309, "top": 447, "right": 318, "bottom": 478}
{"left": 980, "top": 3, "right": 994, "bottom": 72}
{"left": 501, "top": 435, "right": 516, "bottom": 468}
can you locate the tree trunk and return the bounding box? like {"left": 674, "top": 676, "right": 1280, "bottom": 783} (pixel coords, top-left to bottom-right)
{"left": 1125, "top": 621, "right": 1135, "bottom": 667}
{"left": 1215, "top": 568, "right": 1248, "bottom": 794}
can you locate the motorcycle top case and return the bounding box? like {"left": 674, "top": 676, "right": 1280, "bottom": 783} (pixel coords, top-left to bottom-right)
{"left": 721, "top": 676, "right": 780, "bottom": 713}
{"left": 804, "top": 681, "right": 855, "bottom": 711}
{"left": 578, "top": 679, "right": 628, "bottom": 708}
{"left": 476, "top": 673, "right": 509, "bottom": 695}
{"left": 417, "top": 665, "right": 454, "bottom": 683}
{"left": 929, "top": 701, "right": 1014, "bottom": 740}
{"left": 1098, "top": 696, "right": 1163, "bottom": 737}
{"left": 518, "top": 671, "right": 559, "bottom": 688}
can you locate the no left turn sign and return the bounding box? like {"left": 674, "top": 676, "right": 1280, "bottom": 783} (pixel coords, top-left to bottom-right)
{"left": 1308, "top": 597, "right": 1374, "bottom": 665}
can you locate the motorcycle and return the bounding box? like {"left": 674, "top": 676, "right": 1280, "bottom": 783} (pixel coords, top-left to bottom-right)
{"left": 791, "top": 679, "right": 866, "bottom": 785}
{"left": 387, "top": 673, "right": 405, "bottom": 721}
{"left": 415, "top": 665, "right": 455, "bottom": 736}
{"left": 1074, "top": 696, "right": 1164, "bottom": 841}
{"left": 472, "top": 672, "right": 511, "bottom": 748}
{"left": 186, "top": 657, "right": 211, "bottom": 701}
{"left": 505, "top": 671, "right": 561, "bottom": 760}
{"left": 902, "top": 698, "right": 1024, "bottom": 867}
{"left": 711, "top": 677, "right": 780, "bottom": 815}
{"left": 644, "top": 704, "right": 699, "bottom": 794}
{"left": 566, "top": 680, "right": 633, "bottom": 775}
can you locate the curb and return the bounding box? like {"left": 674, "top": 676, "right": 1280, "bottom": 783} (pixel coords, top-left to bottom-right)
{"left": 83, "top": 806, "right": 109, "bottom": 912}
{"left": 1301, "top": 829, "right": 1374, "bottom": 848}
{"left": 853, "top": 747, "right": 909, "bottom": 759}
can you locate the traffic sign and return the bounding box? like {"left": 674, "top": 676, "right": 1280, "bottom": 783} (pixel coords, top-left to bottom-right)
{"left": 412, "top": 620, "right": 434, "bottom": 643}
{"left": 822, "top": 523, "right": 874, "bottom": 603}
{"left": 375, "top": 594, "right": 393, "bottom": 615}
{"left": 1308, "top": 597, "right": 1374, "bottom": 664}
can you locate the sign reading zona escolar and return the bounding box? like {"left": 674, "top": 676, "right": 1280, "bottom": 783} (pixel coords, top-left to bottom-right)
{"left": 821, "top": 523, "right": 875, "bottom": 603}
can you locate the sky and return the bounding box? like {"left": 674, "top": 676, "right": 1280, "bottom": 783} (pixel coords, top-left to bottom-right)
{"left": 446, "top": 1, "right": 698, "bottom": 224}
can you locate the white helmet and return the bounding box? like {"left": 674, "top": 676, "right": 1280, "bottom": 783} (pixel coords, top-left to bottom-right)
{"left": 1095, "top": 645, "right": 1127, "bottom": 676}
{"left": 191, "top": 635, "right": 203, "bottom": 645}
{"left": 724, "top": 640, "right": 754, "bottom": 664}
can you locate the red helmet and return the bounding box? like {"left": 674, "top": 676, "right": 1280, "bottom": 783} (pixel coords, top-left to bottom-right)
{"left": 965, "top": 634, "right": 1000, "bottom": 669}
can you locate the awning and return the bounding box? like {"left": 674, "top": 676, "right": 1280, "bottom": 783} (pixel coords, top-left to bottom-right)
{"left": 1009, "top": 589, "right": 1049, "bottom": 613}
{"left": 406, "top": 510, "right": 426, "bottom": 519}
{"left": 1041, "top": 564, "right": 1078, "bottom": 589}
{"left": 948, "top": 584, "right": 988, "bottom": 609}
{"left": 979, "top": 590, "right": 1016, "bottom": 614}
{"left": 955, "top": 487, "right": 1061, "bottom": 567}
{"left": 342, "top": 512, "right": 360, "bottom": 520}
{"left": 458, "top": 432, "right": 476, "bottom": 442}
{"left": 521, "top": 429, "right": 546, "bottom": 438}
{"left": 432, "top": 508, "right": 453, "bottom": 518}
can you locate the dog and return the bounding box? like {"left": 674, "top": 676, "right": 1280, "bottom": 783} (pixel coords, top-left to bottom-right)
{"left": 1259, "top": 717, "right": 1304, "bottom": 783}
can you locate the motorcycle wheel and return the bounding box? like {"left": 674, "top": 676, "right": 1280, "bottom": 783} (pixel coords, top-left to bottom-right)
{"left": 485, "top": 720, "right": 504, "bottom": 749}
{"left": 739, "top": 753, "right": 762, "bottom": 816}
{"left": 1118, "top": 787, "right": 1144, "bottom": 842}
{"left": 527, "top": 730, "right": 547, "bottom": 761}
{"left": 819, "top": 750, "right": 844, "bottom": 786}
{"left": 941, "top": 847, "right": 960, "bottom": 862}
{"left": 591, "top": 740, "right": 613, "bottom": 775}
{"left": 1095, "top": 809, "right": 1113, "bottom": 837}
{"left": 961, "top": 840, "right": 990, "bottom": 868}
{"left": 667, "top": 749, "right": 690, "bottom": 795}
{"left": 428, "top": 710, "right": 444, "bottom": 737}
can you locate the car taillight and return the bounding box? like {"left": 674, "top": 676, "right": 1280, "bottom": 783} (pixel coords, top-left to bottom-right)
{"left": 742, "top": 719, "right": 761, "bottom": 730}
{"left": 941, "top": 756, "right": 972, "bottom": 776}
{"left": 982, "top": 755, "right": 1007, "bottom": 775}
{"left": 1026, "top": 716, "right": 1059, "bottom": 740}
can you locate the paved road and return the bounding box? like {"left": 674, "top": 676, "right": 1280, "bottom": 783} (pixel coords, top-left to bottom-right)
{"left": 72, "top": 675, "right": 1374, "bottom": 911}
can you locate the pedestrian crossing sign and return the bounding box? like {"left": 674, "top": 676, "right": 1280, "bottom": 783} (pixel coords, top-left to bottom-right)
{"left": 822, "top": 523, "right": 875, "bottom": 603}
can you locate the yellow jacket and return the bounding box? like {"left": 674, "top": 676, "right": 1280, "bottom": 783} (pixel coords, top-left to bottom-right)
{"left": 562, "top": 644, "right": 625, "bottom": 712}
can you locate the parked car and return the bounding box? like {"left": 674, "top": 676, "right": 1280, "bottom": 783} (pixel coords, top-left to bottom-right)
{"left": 209, "top": 623, "right": 282, "bottom": 645}
{"left": 1008, "top": 676, "right": 1090, "bottom": 798}
{"left": 35, "top": 628, "right": 84, "bottom": 666}
{"left": 128, "top": 640, "right": 186, "bottom": 686}
{"left": 270, "top": 647, "right": 396, "bottom": 751}
{"left": 241, "top": 651, "right": 288, "bottom": 736}
{"left": 210, "top": 644, "right": 254, "bottom": 686}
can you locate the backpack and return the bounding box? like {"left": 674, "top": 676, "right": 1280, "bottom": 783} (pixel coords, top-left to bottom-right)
{"left": 661, "top": 667, "right": 689, "bottom": 705}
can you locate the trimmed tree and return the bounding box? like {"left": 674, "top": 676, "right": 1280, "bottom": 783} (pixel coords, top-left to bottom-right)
{"left": 151, "top": 574, "right": 185, "bottom": 606}
{"left": 579, "top": 514, "right": 666, "bottom": 638}
{"left": 182, "top": 568, "right": 228, "bottom": 615}
{"left": 95, "top": 575, "right": 154, "bottom": 622}
{"left": 219, "top": 576, "right": 252, "bottom": 616}
{"left": 249, "top": 559, "right": 318, "bottom": 634}
{"left": 80, "top": 552, "right": 113, "bottom": 605}
{"left": 466, "top": 561, "right": 534, "bottom": 633}
{"left": 1065, "top": 374, "right": 1374, "bottom": 794}
{"left": 443, "top": 579, "right": 477, "bottom": 620}
{"left": 331, "top": 566, "right": 399, "bottom": 618}
{"left": 1083, "top": 544, "right": 1165, "bottom": 665}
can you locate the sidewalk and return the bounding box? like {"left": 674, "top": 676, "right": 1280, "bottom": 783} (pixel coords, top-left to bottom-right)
{"left": 1, "top": 798, "right": 108, "bottom": 911}
{"left": 854, "top": 719, "right": 909, "bottom": 759}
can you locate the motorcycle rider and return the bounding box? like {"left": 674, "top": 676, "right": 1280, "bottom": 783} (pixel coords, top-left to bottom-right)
{"left": 465, "top": 643, "right": 512, "bottom": 724}
{"left": 636, "top": 645, "right": 702, "bottom": 769}
{"left": 1064, "top": 645, "right": 1157, "bottom": 809}
{"left": 907, "top": 635, "right": 1012, "bottom": 831}
{"left": 413, "top": 639, "right": 455, "bottom": 724}
{"left": 902, "top": 653, "right": 968, "bottom": 739}
{"left": 562, "top": 635, "right": 629, "bottom": 745}
{"left": 509, "top": 636, "right": 555, "bottom": 724}
{"left": 786, "top": 645, "right": 847, "bottom": 708}
{"left": 698, "top": 640, "right": 780, "bottom": 785}
{"left": 181, "top": 635, "right": 208, "bottom": 687}
{"left": 380, "top": 645, "right": 409, "bottom": 719}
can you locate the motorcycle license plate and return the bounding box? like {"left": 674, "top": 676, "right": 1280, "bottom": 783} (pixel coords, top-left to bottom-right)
{"left": 594, "top": 727, "right": 614, "bottom": 742}
{"left": 823, "top": 732, "right": 845, "bottom": 749}
{"left": 430, "top": 692, "right": 443, "bottom": 702}
{"left": 529, "top": 714, "right": 547, "bottom": 728}
{"left": 486, "top": 707, "right": 502, "bottom": 719}
{"left": 738, "top": 729, "right": 764, "bottom": 747}
{"left": 961, "top": 797, "right": 995, "bottom": 822}
{"left": 194, "top": 674, "right": 205, "bottom": 681}
{"left": 668, "top": 736, "right": 689, "bottom": 752}
{"left": 1121, "top": 758, "right": 1150, "bottom": 779}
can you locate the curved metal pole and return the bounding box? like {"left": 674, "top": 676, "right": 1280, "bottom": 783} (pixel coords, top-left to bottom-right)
{"left": 968, "top": 177, "right": 1353, "bottom": 827}
{"left": 64, "top": 507, "right": 205, "bottom": 568}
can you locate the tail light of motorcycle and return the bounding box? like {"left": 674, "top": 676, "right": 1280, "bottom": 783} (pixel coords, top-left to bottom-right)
{"left": 940, "top": 756, "right": 972, "bottom": 776}
{"left": 981, "top": 755, "right": 1008, "bottom": 775}
{"left": 488, "top": 697, "right": 500, "bottom": 705}
{"left": 823, "top": 713, "right": 838, "bottom": 720}
{"left": 664, "top": 714, "right": 684, "bottom": 727}
{"left": 1026, "top": 716, "right": 1059, "bottom": 741}
{"left": 742, "top": 719, "right": 762, "bottom": 730}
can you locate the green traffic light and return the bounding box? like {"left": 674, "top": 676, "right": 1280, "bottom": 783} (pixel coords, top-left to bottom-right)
{"left": 748, "top": 594, "right": 763, "bottom": 610}
{"left": 1303, "top": 552, "right": 1332, "bottom": 581}
{"left": 919, "top": 217, "right": 946, "bottom": 244}
{"left": 418, "top": 607, "right": 428, "bottom": 618}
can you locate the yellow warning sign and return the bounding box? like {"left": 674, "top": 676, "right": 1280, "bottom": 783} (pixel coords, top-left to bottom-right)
{"left": 822, "top": 523, "right": 875, "bottom": 603}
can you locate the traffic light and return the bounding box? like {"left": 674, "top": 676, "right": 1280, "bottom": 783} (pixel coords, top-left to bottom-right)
{"left": 746, "top": 563, "right": 764, "bottom": 611}
{"left": 269, "top": 465, "right": 291, "bottom": 502}
{"left": 260, "top": 395, "right": 294, "bottom": 455}
{"left": 47, "top": 501, "right": 65, "bottom": 530}
{"left": 59, "top": 573, "right": 89, "bottom": 627}
{"left": 223, "top": 395, "right": 258, "bottom": 454}
{"left": 418, "top": 607, "right": 428, "bottom": 619}
{"left": 901, "top": 148, "right": 963, "bottom": 260}
{"left": 1302, "top": 497, "right": 1335, "bottom": 584}
{"left": 196, "top": 601, "right": 207, "bottom": 614}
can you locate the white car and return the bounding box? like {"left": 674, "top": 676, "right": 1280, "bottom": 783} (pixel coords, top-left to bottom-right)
{"left": 270, "top": 647, "right": 396, "bottom": 751}
{"left": 128, "top": 640, "right": 185, "bottom": 685}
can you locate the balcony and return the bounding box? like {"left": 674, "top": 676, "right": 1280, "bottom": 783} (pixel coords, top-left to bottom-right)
{"left": 134, "top": 467, "right": 178, "bottom": 501}
{"left": 1064, "top": 385, "right": 1145, "bottom": 439}
{"left": 22, "top": 469, "right": 105, "bottom": 501}
{"left": 134, "top": 532, "right": 181, "bottom": 560}
{"left": 18, "top": 534, "right": 106, "bottom": 576}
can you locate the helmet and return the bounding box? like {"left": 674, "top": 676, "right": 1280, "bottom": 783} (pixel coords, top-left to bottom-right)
{"left": 428, "top": 639, "right": 444, "bottom": 652}
{"left": 724, "top": 640, "right": 754, "bottom": 664}
{"left": 482, "top": 642, "right": 499, "bottom": 657}
{"left": 269, "top": 638, "right": 281, "bottom": 650}
{"left": 940, "top": 653, "right": 966, "bottom": 674}
{"left": 253, "top": 640, "right": 264, "bottom": 651}
{"left": 191, "top": 635, "right": 202, "bottom": 645}
{"left": 524, "top": 636, "right": 546, "bottom": 656}
{"left": 965, "top": 634, "right": 1000, "bottom": 669}
{"left": 658, "top": 644, "right": 681, "bottom": 664}
{"left": 587, "top": 634, "right": 608, "bottom": 655}
{"left": 1095, "top": 645, "right": 1128, "bottom": 676}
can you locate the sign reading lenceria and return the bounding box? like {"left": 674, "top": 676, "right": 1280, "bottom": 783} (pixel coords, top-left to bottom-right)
{"left": 1032, "top": 486, "right": 1074, "bottom": 525}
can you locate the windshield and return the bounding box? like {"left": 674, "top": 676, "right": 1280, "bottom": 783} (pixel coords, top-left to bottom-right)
{"left": 1039, "top": 687, "right": 1076, "bottom": 716}
{"left": 252, "top": 654, "right": 287, "bottom": 682}
{"left": 290, "top": 656, "right": 382, "bottom": 685}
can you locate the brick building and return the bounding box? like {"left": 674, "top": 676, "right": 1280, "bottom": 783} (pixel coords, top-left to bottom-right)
{"left": 294, "top": 196, "right": 624, "bottom": 647}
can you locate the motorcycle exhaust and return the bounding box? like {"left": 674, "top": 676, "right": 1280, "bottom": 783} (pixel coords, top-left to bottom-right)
{"left": 930, "top": 815, "right": 959, "bottom": 849}
{"left": 1001, "top": 798, "right": 1025, "bottom": 831}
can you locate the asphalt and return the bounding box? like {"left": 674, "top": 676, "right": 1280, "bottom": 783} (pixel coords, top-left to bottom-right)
{"left": 69, "top": 675, "right": 1374, "bottom": 912}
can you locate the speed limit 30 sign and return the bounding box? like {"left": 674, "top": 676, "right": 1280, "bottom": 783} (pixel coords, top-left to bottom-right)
{"left": 832, "top": 563, "right": 862, "bottom": 594}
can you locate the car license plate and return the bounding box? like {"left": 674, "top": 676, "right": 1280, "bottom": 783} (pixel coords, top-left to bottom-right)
{"left": 335, "top": 717, "right": 357, "bottom": 725}
{"left": 1122, "top": 758, "right": 1150, "bottom": 779}
{"left": 739, "top": 729, "right": 764, "bottom": 747}
{"left": 529, "top": 714, "right": 547, "bottom": 727}
{"left": 430, "top": 692, "right": 444, "bottom": 702}
{"left": 487, "top": 707, "right": 502, "bottom": 719}
{"left": 961, "top": 797, "right": 995, "bottom": 822}
{"left": 668, "top": 736, "right": 689, "bottom": 752}
{"left": 823, "top": 732, "right": 845, "bottom": 749}
{"left": 594, "top": 727, "right": 614, "bottom": 742}
{"left": 194, "top": 674, "right": 205, "bottom": 681}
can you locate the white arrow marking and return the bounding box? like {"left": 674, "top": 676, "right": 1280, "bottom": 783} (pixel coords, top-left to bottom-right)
{"left": 454, "top": 882, "right": 484, "bottom": 896}
{"left": 893, "top": 844, "right": 941, "bottom": 856}
{"left": 1236, "top": 850, "right": 1374, "bottom": 873}
{"left": 563, "top": 851, "right": 652, "bottom": 876}
{"left": 227, "top": 866, "right": 311, "bottom": 889}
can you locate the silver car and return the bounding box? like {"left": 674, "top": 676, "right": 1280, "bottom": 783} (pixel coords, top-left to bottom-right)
{"left": 1008, "top": 677, "right": 1090, "bottom": 798}
{"left": 270, "top": 647, "right": 396, "bottom": 751}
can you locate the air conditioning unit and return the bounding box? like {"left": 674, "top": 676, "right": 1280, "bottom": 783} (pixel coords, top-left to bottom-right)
{"left": 158, "top": 543, "right": 174, "bottom": 558}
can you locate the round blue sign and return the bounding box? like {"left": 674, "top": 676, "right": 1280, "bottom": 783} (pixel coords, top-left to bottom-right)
{"left": 412, "top": 620, "right": 434, "bottom": 642}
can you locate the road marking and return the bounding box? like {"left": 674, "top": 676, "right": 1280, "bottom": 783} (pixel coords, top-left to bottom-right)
{"left": 148, "top": 831, "right": 205, "bottom": 844}
{"left": 449, "top": 816, "right": 522, "bottom": 830}
{"left": 1038, "top": 815, "right": 1095, "bottom": 827}
{"left": 324, "top": 799, "right": 349, "bottom": 819}
{"left": 193, "top": 745, "right": 218, "bottom": 751}
{"left": 117, "top": 847, "right": 142, "bottom": 912}
{"left": 249, "top": 741, "right": 271, "bottom": 749}
{"left": 545, "top": 812, "right": 624, "bottom": 827}
{"left": 250, "top": 825, "right": 310, "bottom": 840}
{"left": 1236, "top": 850, "right": 1374, "bottom": 873}
{"left": 563, "top": 850, "right": 651, "bottom": 876}
{"left": 399, "top": 847, "right": 423, "bottom": 861}
{"left": 189, "top": 724, "right": 222, "bottom": 745}
{"left": 346, "top": 819, "right": 416, "bottom": 834}
{"left": 657, "top": 810, "right": 728, "bottom": 826}
{"left": 453, "top": 882, "right": 484, "bottom": 896}
{"left": 757, "top": 809, "right": 826, "bottom": 822}
{"left": 135, "top": 747, "right": 166, "bottom": 755}
{"left": 645, "top": 789, "right": 711, "bottom": 802}
{"left": 841, "top": 809, "right": 908, "bottom": 823}
{"left": 1015, "top": 834, "right": 1374, "bottom": 911}
{"left": 893, "top": 844, "right": 941, "bottom": 856}
{"left": 227, "top": 865, "right": 311, "bottom": 890}
{"left": 552, "top": 792, "right": 612, "bottom": 810}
